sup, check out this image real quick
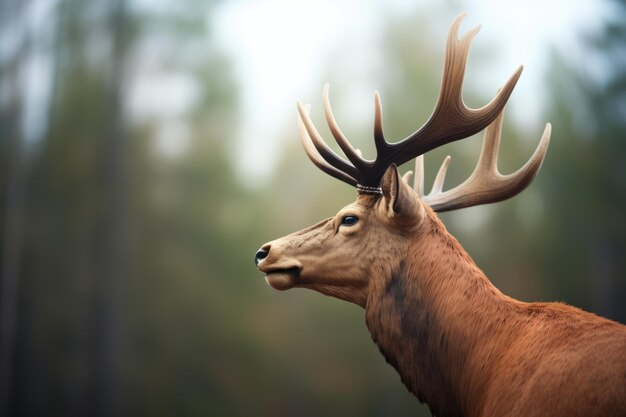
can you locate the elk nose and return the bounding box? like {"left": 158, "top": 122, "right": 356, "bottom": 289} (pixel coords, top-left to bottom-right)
{"left": 255, "top": 246, "right": 269, "bottom": 266}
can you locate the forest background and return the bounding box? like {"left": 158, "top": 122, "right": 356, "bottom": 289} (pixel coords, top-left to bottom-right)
{"left": 1, "top": 0, "right": 625, "bottom": 416}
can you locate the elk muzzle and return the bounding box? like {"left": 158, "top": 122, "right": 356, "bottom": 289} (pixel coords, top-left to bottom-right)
{"left": 254, "top": 242, "right": 302, "bottom": 290}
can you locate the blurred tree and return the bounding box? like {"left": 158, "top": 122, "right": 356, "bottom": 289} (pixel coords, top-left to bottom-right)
{"left": 92, "top": 1, "right": 129, "bottom": 416}
{"left": 9, "top": 0, "right": 245, "bottom": 415}
{"left": 536, "top": 0, "right": 626, "bottom": 322}
{"left": 15, "top": 0, "right": 135, "bottom": 415}
{"left": 0, "top": 0, "right": 30, "bottom": 415}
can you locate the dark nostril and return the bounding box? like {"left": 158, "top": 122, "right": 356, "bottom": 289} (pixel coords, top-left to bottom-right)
{"left": 255, "top": 247, "right": 269, "bottom": 266}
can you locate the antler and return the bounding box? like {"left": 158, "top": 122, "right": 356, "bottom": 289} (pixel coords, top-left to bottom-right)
{"left": 297, "top": 13, "right": 523, "bottom": 188}
{"left": 410, "top": 109, "right": 551, "bottom": 212}
{"left": 296, "top": 13, "right": 551, "bottom": 211}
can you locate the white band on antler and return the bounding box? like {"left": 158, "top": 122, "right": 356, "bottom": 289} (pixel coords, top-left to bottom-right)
{"left": 357, "top": 184, "right": 383, "bottom": 195}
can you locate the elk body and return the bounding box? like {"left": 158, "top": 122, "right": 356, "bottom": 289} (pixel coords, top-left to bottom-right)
{"left": 254, "top": 15, "right": 626, "bottom": 417}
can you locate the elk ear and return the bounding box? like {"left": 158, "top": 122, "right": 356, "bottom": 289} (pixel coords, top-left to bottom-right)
{"left": 381, "top": 165, "right": 420, "bottom": 220}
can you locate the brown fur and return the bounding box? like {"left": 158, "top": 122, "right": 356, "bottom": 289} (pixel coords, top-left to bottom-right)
{"left": 257, "top": 167, "right": 626, "bottom": 417}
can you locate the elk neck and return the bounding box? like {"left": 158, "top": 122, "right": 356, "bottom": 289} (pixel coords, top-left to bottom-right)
{"left": 365, "top": 207, "right": 521, "bottom": 417}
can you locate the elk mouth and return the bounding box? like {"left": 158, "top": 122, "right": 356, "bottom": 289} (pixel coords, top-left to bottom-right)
{"left": 264, "top": 266, "right": 301, "bottom": 290}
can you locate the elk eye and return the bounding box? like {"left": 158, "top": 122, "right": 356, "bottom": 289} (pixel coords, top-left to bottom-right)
{"left": 341, "top": 215, "right": 358, "bottom": 226}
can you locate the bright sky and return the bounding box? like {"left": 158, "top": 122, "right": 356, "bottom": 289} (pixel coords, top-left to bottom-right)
{"left": 213, "top": 0, "right": 609, "bottom": 184}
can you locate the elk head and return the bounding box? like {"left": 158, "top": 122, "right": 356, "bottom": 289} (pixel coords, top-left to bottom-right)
{"left": 254, "top": 14, "right": 551, "bottom": 307}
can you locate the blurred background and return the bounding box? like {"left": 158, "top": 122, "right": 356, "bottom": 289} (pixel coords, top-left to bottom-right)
{"left": 1, "top": 0, "right": 625, "bottom": 416}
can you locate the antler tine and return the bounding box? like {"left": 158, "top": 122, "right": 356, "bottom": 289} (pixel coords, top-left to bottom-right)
{"left": 430, "top": 155, "right": 451, "bottom": 195}
{"left": 323, "top": 84, "right": 370, "bottom": 169}
{"left": 297, "top": 104, "right": 358, "bottom": 186}
{"left": 422, "top": 109, "right": 551, "bottom": 212}
{"left": 373, "top": 90, "right": 388, "bottom": 156}
{"left": 413, "top": 155, "right": 425, "bottom": 194}
{"left": 382, "top": 13, "right": 523, "bottom": 169}
{"left": 402, "top": 170, "right": 414, "bottom": 186}
{"left": 297, "top": 101, "right": 359, "bottom": 181}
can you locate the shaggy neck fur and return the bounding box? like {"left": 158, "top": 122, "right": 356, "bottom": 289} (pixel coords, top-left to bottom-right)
{"left": 365, "top": 208, "right": 521, "bottom": 417}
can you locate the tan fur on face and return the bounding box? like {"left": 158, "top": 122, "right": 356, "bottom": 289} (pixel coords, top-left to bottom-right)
{"left": 258, "top": 190, "right": 415, "bottom": 307}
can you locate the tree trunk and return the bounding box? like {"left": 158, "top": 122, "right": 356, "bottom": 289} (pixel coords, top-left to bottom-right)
{"left": 0, "top": 0, "right": 29, "bottom": 414}
{"left": 92, "top": 1, "right": 129, "bottom": 416}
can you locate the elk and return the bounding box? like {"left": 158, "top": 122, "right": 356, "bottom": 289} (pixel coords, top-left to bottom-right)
{"left": 254, "top": 14, "right": 626, "bottom": 417}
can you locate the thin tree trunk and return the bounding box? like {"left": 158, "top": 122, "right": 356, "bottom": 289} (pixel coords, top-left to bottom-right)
{"left": 0, "top": 1, "right": 28, "bottom": 414}
{"left": 92, "top": 1, "right": 129, "bottom": 416}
